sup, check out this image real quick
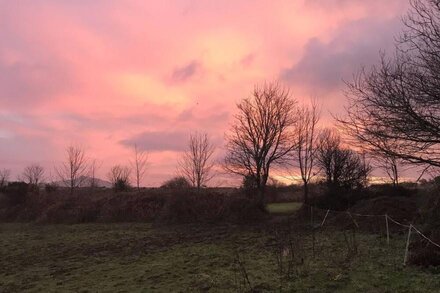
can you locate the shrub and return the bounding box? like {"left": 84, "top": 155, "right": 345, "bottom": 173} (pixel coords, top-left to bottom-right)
{"left": 241, "top": 175, "right": 258, "bottom": 198}
{"left": 409, "top": 188, "right": 440, "bottom": 266}
{"left": 156, "top": 190, "right": 266, "bottom": 225}
{"left": 98, "top": 192, "right": 166, "bottom": 222}
{"left": 45, "top": 183, "right": 58, "bottom": 193}
{"left": 160, "top": 176, "right": 192, "bottom": 189}
{"left": 114, "top": 178, "right": 130, "bottom": 192}
{"left": 369, "top": 184, "right": 416, "bottom": 198}
{"left": 108, "top": 165, "right": 131, "bottom": 191}
{"left": 3, "top": 182, "right": 29, "bottom": 206}
{"left": 310, "top": 186, "right": 369, "bottom": 211}
{"left": 39, "top": 199, "right": 100, "bottom": 224}
{"left": 222, "top": 196, "right": 266, "bottom": 223}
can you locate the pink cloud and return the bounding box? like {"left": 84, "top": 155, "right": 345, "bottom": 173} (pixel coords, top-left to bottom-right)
{"left": 0, "top": 0, "right": 410, "bottom": 185}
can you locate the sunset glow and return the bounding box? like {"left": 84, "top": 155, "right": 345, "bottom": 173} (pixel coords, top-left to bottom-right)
{"left": 0, "top": 0, "right": 409, "bottom": 186}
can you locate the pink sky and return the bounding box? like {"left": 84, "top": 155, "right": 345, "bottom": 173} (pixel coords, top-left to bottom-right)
{"left": 0, "top": 0, "right": 409, "bottom": 186}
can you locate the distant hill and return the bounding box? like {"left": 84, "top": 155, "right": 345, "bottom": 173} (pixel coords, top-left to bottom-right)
{"left": 54, "top": 176, "right": 112, "bottom": 188}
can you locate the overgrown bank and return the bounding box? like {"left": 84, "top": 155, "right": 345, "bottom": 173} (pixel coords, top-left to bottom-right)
{"left": 0, "top": 187, "right": 266, "bottom": 225}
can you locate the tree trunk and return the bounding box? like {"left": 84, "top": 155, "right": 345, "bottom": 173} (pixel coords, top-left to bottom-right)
{"left": 257, "top": 186, "right": 266, "bottom": 210}
{"left": 303, "top": 181, "right": 309, "bottom": 204}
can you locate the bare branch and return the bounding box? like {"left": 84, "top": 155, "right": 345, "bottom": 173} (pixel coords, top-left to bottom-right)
{"left": 291, "top": 101, "right": 320, "bottom": 203}
{"left": 338, "top": 0, "right": 440, "bottom": 168}
{"left": 22, "top": 164, "right": 45, "bottom": 188}
{"left": 55, "top": 145, "right": 89, "bottom": 194}
{"left": 130, "top": 144, "right": 149, "bottom": 192}
{"left": 0, "top": 169, "right": 11, "bottom": 189}
{"left": 107, "top": 165, "right": 131, "bottom": 191}
{"left": 224, "top": 81, "right": 297, "bottom": 205}
{"left": 178, "top": 132, "right": 215, "bottom": 190}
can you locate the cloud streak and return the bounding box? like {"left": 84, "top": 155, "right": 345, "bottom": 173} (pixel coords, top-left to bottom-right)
{"left": 120, "top": 130, "right": 189, "bottom": 152}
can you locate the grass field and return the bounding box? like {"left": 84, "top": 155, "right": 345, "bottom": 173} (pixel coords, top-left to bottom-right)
{"left": 1, "top": 222, "right": 440, "bottom": 292}
{"left": 266, "top": 202, "right": 302, "bottom": 214}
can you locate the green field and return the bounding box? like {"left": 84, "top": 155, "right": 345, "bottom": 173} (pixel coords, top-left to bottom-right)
{"left": 266, "top": 202, "right": 302, "bottom": 214}
{"left": 1, "top": 222, "right": 439, "bottom": 292}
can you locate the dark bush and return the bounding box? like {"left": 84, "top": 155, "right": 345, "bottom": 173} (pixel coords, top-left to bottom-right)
{"left": 114, "top": 178, "right": 130, "bottom": 192}
{"left": 3, "top": 182, "right": 29, "bottom": 206}
{"left": 98, "top": 193, "right": 166, "bottom": 222}
{"left": 160, "top": 176, "right": 192, "bottom": 189}
{"left": 45, "top": 183, "right": 58, "bottom": 193}
{"left": 409, "top": 189, "right": 440, "bottom": 266}
{"left": 222, "top": 196, "right": 266, "bottom": 223}
{"left": 157, "top": 191, "right": 223, "bottom": 224}
{"left": 157, "top": 190, "right": 266, "bottom": 225}
{"left": 39, "top": 199, "right": 100, "bottom": 224}
{"left": 310, "top": 186, "right": 369, "bottom": 211}
{"left": 369, "top": 184, "right": 416, "bottom": 198}
{"left": 241, "top": 175, "right": 258, "bottom": 198}
{"left": 310, "top": 183, "right": 417, "bottom": 212}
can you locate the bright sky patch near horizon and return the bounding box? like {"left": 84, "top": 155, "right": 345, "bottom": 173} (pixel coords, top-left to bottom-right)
{"left": 0, "top": 0, "right": 409, "bottom": 186}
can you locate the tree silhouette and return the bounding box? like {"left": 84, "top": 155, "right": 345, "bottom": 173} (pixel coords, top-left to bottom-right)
{"left": 224, "top": 82, "right": 297, "bottom": 207}
{"left": 339, "top": 0, "right": 440, "bottom": 168}
{"left": 179, "top": 132, "right": 215, "bottom": 190}
{"left": 55, "top": 145, "right": 89, "bottom": 194}
{"left": 292, "top": 102, "right": 320, "bottom": 203}
{"left": 130, "top": 144, "right": 148, "bottom": 192}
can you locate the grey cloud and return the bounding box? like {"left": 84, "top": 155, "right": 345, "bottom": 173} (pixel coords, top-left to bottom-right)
{"left": 120, "top": 130, "right": 189, "bottom": 152}
{"left": 171, "top": 60, "right": 201, "bottom": 82}
{"left": 281, "top": 17, "right": 404, "bottom": 93}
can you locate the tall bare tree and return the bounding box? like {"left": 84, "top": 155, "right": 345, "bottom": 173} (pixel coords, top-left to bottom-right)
{"left": 130, "top": 144, "right": 149, "bottom": 192}
{"left": 0, "top": 168, "right": 10, "bottom": 189}
{"left": 179, "top": 132, "right": 215, "bottom": 190}
{"left": 224, "top": 82, "right": 297, "bottom": 206}
{"left": 55, "top": 145, "right": 89, "bottom": 194}
{"left": 22, "top": 164, "right": 45, "bottom": 188}
{"left": 292, "top": 102, "right": 320, "bottom": 203}
{"left": 338, "top": 0, "right": 440, "bottom": 168}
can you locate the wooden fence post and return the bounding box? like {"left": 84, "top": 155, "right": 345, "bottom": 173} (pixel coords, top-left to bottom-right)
{"left": 403, "top": 224, "right": 412, "bottom": 266}
{"left": 385, "top": 214, "right": 390, "bottom": 245}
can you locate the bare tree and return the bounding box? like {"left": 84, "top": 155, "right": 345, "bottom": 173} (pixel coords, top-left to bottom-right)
{"left": 107, "top": 165, "right": 131, "bottom": 191}
{"left": 224, "top": 82, "right": 297, "bottom": 207}
{"left": 178, "top": 132, "right": 215, "bottom": 190}
{"left": 292, "top": 102, "right": 320, "bottom": 203}
{"left": 88, "top": 159, "right": 102, "bottom": 188}
{"left": 22, "top": 164, "right": 45, "bottom": 188}
{"left": 317, "top": 129, "right": 372, "bottom": 190}
{"left": 338, "top": 0, "right": 440, "bottom": 168}
{"left": 0, "top": 168, "right": 10, "bottom": 188}
{"left": 130, "top": 144, "right": 149, "bottom": 192}
{"left": 55, "top": 145, "right": 89, "bottom": 194}
{"left": 365, "top": 139, "right": 408, "bottom": 187}
{"left": 374, "top": 154, "right": 402, "bottom": 187}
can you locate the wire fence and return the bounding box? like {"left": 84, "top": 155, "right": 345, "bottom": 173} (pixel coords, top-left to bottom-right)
{"left": 302, "top": 203, "right": 440, "bottom": 265}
